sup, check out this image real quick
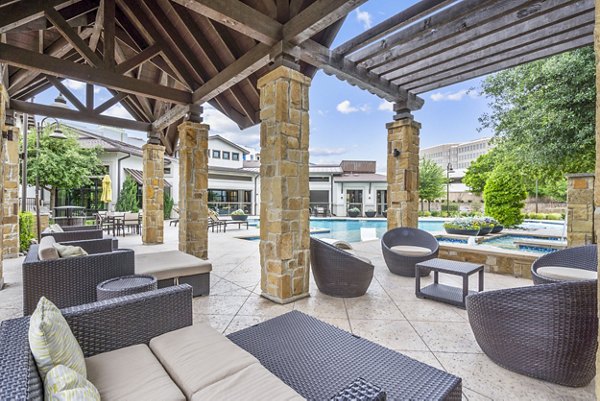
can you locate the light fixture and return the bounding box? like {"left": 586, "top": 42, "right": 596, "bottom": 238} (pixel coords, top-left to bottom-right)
{"left": 53, "top": 94, "right": 69, "bottom": 108}
{"left": 393, "top": 148, "right": 401, "bottom": 157}
{"left": 49, "top": 126, "right": 66, "bottom": 140}
{"left": 4, "top": 109, "right": 15, "bottom": 127}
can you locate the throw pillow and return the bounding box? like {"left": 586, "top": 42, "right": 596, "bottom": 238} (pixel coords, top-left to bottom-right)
{"left": 53, "top": 243, "right": 88, "bottom": 258}
{"left": 45, "top": 365, "right": 100, "bottom": 401}
{"left": 38, "top": 236, "right": 60, "bottom": 261}
{"left": 29, "top": 297, "right": 87, "bottom": 381}
{"left": 49, "top": 224, "right": 64, "bottom": 233}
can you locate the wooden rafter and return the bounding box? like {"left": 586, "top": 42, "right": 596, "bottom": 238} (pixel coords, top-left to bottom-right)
{"left": 0, "top": 0, "right": 75, "bottom": 34}
{"left": 103, "top": 0, "right": 115, "bottom": 68}
{"left": 46, "top": 75, "right": 86, "bottom": 111}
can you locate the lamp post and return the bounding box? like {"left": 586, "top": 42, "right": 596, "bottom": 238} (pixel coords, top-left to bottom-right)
{"left": 446, "top": 162, "right": 453, "bottom": 216}
{"left": 34, "top": 117, "right": 66, "bottom": 242}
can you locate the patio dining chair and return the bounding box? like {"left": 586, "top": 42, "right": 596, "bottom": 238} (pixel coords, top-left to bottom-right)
{"left": 123, "top": 212, "right": 141, "bottom": 235}
{"left": 381, "top": 227, "right": 438, "bottom": 277}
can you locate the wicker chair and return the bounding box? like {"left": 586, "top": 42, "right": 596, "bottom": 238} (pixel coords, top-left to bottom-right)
{"left": 22, "top": 238, "right": 134, "bottom": 315}
{"left": 310, "top": 237, "right": 374, "bottom": 297}
{"left": 41, "top": 225, "right": 103, "bottom": 242}
{"left": 531, "top": 245, "right": 597, "bottom": 285}
{"left": 0, "top": 285, "right": 193, "bottom": 401}
{"left": 466, "top": 280, "right": 597, "bottom": 387}
{"left": 381, "top": 227, "right": 439, "bottom": 277}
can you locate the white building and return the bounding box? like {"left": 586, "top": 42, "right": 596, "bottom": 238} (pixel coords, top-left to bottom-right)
{"left": 420, "top": 137, "right": 492, "bottom": 172}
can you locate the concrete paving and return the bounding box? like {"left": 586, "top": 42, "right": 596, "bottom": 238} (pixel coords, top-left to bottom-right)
{"left": 1, "top": 222, "right": 594, "bottom": 400}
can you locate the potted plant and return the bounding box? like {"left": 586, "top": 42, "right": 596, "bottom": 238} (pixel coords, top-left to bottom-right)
{"left": 383, "top": 209, "right": 387, "bottom": 218}
{"left": 443, "top": 218, "right": 481, "bottom": 236}
{"left": 347, "top": 207, "right": 360, "bottom": 218}
{"left": 475, "top": 216, "right": 495, "bottom": 235}
{"left": 230, "top": 209, "right": 248, "bottom": 222}
{"left": 365, "top": 209, "right": 376, "bottom": 218}
{"left": 489, "top": 217, "right": 504, "bottom": 233}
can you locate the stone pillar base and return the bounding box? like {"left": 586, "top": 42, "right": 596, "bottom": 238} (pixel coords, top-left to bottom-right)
{"left": 3, "top": 126, "right": 20, "bottom": 259}
{"left": 261, "top": 292, "right": 309, "bottom": 305}
{"left": 142, "top": 143, "right": 165, "bottom": 244}
{"left": 566, "top": 173, "right": 594, "bottom": 247}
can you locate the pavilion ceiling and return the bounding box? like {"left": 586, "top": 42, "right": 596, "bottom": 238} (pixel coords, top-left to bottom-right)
{"left": 0, "top": 0, "right": 594, "bottom": 154}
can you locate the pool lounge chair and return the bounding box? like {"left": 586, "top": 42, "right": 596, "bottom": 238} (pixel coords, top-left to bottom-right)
{"left": 381, "top": 227, "right": 439, "bottom": 277}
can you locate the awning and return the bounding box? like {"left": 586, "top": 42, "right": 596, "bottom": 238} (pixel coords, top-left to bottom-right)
{"left": 123, "top": 168, "right": 172, "bottom": 188}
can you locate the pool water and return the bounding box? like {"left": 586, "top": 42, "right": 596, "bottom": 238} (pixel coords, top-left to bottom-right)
{"left": 310, "top": 219, "right": 444, "bottom": 243}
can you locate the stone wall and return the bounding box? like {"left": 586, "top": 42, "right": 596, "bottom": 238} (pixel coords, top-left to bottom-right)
{"left": 178, "top": 121, "right": 209, "bottom": 259}
{"left": 387, "top": 118, "right": 420, "bottom": 229}
{"left": 438, "top": 244, "right": 537, "bottom": 279}
{"left": 142, "top": 143, "right": 164, "bottom": 244}
{"left": 258, "top": 66, "right": 311, "bottom": 304}
{"left": 566, "top": 173, "right": 594, "bottom": 247}
{"left": 594, "top": 2, "right": 600, "bottom": 393}
{"left": 3, "top": 127, "right": 19, "bottom": 258}
{"left": 0, "top": 84, "right": 6, "bottom": 289}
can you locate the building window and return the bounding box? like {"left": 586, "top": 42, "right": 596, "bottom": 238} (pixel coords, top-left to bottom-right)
{"left": 164, "top": 167, "right": 171, "bottom": 175}
{"left": 222, "top": 151, "right": 230, "bottom": 160}
{"left": 212, "top": 150, "right": 221, "bottom": 158}
{"left": 309, "top": 176, "right": 329, "bottom": 182}
{"left": 232, "top": 152, "right": 240, "bottom": 161}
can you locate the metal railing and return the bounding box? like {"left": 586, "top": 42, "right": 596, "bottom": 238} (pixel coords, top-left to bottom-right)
{"left": 208, "top": 202, "right": 252, "bottom": 215}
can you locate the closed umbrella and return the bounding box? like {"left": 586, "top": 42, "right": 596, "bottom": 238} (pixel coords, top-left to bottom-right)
{"left": 101, "top": 175, "right": 112, "bottom": 204}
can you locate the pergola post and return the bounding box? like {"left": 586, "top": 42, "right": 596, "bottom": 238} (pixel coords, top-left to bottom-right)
{"left": 178, "top": 105, "right": 209, "bottom": 259}
{"left": 258, "top": 64, "right": 311, "bottom": 304}
{"left": 594, "top": 0, "right": 600, "bottom": 394}
{"left": 0, "top": 83, "right": 7, "bottom": 289}
{"left": 386, "top": 102, "right": 420, "bottom": 230}
{"left": 142, "top": 133, "right": 165, "bottom": 244}
{"left": 3, "top": 123, "right": 20, "bottom": 259}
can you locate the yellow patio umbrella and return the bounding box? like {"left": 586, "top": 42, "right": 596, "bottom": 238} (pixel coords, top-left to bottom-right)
{"left": 101, "top": 175, "right": 112, "bottom": 204}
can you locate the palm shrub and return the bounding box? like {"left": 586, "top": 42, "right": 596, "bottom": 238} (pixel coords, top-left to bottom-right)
{"left": 483, "top": 164, "right": 527, "bottom": 227}
{"left": 19, "top": 211, "right": 35, "bottom": 252}
{"left": 164, "top": 191, "right": 174, "bottom": 219}
{"left": 115, "top": 176, "right": 139, "bottom": 212}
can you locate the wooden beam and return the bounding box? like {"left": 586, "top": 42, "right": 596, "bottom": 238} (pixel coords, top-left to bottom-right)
{"left": 94, "top": 92, "right": 128, "bottom": 114}
{"left": 115, "top": 43, "right": 161, "bottom": 74}
{"left": 44, "top": 5, "right": 103, "bottom": 66}
{"left": 333, "top": 0, "right": 455, "bottom": 56}
{"left": 0, "top": 0, "right": 75, "bottom": 34}
{"left": 11, "top": 99, "right": 152, "bottom": 131}
{"left": 104, "top": 0, "right": 115, "bottom": 68}
{"left": 152, "top": 104, "right": 189, "bottom": 131}
{"left": 46, "top": 75, "right": 86, "bottom": 111}
{"left": 86, "top": 83, "right": 94, "bottom": 110}
{"left": 0, "top": 42, "right": 193, "bottom": 103}
{"left": 276, "top": 0, "right": 290, "bottom": 23}
{"left": 89, "top": 0, "right": 104, "bottom": 52}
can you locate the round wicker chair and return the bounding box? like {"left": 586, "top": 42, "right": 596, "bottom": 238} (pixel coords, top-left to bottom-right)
{"left": 310, "top": 237, "right": 374, "bottom": 298}
{"left": 381, "top": 228, "right": 439, "bottom": 277}
{"left": 466, "top": 280, "right": 597, "bottom": 387}
{"left": 531, "top": 245, "right": 597, "bottom": 285}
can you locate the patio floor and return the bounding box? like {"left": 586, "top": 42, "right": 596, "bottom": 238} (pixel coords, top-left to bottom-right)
{"left": 0, "top": 223, "right": 595, "bottom": 400}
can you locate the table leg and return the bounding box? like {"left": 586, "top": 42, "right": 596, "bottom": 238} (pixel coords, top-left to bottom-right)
{"left": 462, "top": 275, "right": 469, "bottom": 307}
{"left": 434, "top": 271, "right": 439, "bottom": 284}
{"left": 478, "top": 269, "right": 484, "bottom": 292}
{"left": 415, "top": 267, "right": 422, "bottom": 298}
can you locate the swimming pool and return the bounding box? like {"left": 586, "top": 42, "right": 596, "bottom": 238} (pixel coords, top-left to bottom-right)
{"left": 309, "top": 219, "right": 444, "bottom": 243}
{"left": 437, "top": 234, "right": 564, "bottom": 254}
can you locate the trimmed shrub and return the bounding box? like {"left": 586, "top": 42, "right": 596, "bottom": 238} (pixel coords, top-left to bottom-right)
{"left": 115, "top": 176, "right": 139, "bottom": 212}
{"left": 483, "top": 164, "right": 527, "bottom": 227}
{"left": 164, "top": 191, "right": 174, "bottom": 219}
{"left": 19, "top": 211, "right": 35, "bottom": 252}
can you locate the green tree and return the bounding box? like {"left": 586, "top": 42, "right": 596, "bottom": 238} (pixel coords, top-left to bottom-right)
{"left": 419, "top": 158, "right": 445, "bottom": 210}
{"left": 115, "top": 176, "right": 140, "bottom": 212}
{"left": 483, "top": 164, "right": 527, "bottom": 227}
{"left": 164, "top": 191, "right": 174, "bottom": 219}
{"left": 26, "top": 126, "right": 101, "bottom": 210}
{"left": 463, "top": 150, "right": 499, "bottom": 195}
{"left": 480, "top": 46, "right": 595, "bottom": 176}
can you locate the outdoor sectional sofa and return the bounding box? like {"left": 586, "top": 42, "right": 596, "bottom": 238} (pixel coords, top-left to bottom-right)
{"left": 0, "top": 285, "right": 463, "bottom": 400}
{"left": 40, "top": 225, "right": 104, "bottom": 242}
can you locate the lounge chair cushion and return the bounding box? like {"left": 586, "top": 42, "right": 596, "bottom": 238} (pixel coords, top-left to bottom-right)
{"left": 390, "top": 245, "right": 432, "bottom": 257}
{"left": 45, "top": 365, "right": 100, "bottom": 401}
{"left": 29, "top": 297, "right": 86, "bottom": 381}
{"left": 52, "top": 243, "right": 88, "bottom": 258}
{"left": 86, "top": 344, "right": 185, "bottom": 401}
{"left": 319, "top": 238, "right": 353, "bottom": 250}
{"left": 190, "top": 363, "right": 304, "bottom": 401}
{"left": 38, "top": 235, "right": 60, "bottom": 261}
{"left": 135, "top": 250, "right": 212, "bottom": 280}
{"left": 536, "top": 266, "right": 597, "bottom": 281}
{"left": 149, "top": 324, "right": 258, "bottom": 398}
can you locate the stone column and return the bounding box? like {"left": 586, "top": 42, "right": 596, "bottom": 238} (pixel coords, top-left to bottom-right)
{"left": 566, "top": 173, "right": 594, "bottom": 247}
{"left": 178, "top": 118, "right": 209, "bottom": 259}
{"left": 258, "top": 65, "right": 311, "bottom": 304}
{"left": 3, "top": 126, "right": 20, "bottom": 258}
{"left": 387, "top": 103, "right": 420, "bottom": 230}
{"left": 0, "top": 84, "right": 7, "bottom": 289}
{"left": 594, "top": 1, "right": 600, "bottom": 394}
{"left": 142, "top": 142, "right": 165, "bottom": 244}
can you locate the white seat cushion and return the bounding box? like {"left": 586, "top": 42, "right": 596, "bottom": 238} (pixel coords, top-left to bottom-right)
{"left": 536, "top": 266, "right": 597, "bottom": 281}
{"left": 390, "top": 245, "right": 432, "bottom": 257}
{"left": 38, "top": 236, "right": 59, "bottom": 261}
{"left": 135, "top": 250, "right": 212, "bottom": 280}
{"left": 149, "top": 324, "right": 259, "bottom": 398}
{"left": 86, "top": 344, "right": 185, "bottom": 401}
{"left": 190, "top": 363, "right": 304, "bottom": 401}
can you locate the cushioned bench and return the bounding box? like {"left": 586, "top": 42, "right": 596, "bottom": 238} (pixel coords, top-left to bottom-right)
{"left": 135, "top": 251, "right": 212, "bottom": 297}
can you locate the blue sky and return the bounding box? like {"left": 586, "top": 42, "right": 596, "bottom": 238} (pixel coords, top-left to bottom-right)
{"left": 33, "top": 1, "right": 494, "bottom": 172}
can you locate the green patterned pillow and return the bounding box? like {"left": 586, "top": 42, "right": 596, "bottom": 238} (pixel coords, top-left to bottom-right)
{"left": 45, "top": 365, "right": 100, "bottom": 401}
{"left": 29, "top": 297, "right": 87, "bottom": 381}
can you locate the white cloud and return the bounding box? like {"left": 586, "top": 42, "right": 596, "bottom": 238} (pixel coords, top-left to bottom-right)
{"left": 309, "top": 147, "right": 348, "bottom": 157}
{"left": 203, "top": 105, "right": 260, "bottom": 149}
{"left": 93, "top": 86, "right": 101, "bottom": 94}
{"left": 336, "top": 100, "right": 370, "bottom": 114}
{"left": 378, "top": 100, "right": 393, "bottom": 111}
{"left": 356, "top": 8, "right": 372, "bottom": 30}
{"left": 103, "top": 104, "right": 133, "bottom": 120}
{"left": 64, "top": 79, "right": 86, "bottom": 91}
{"left": 316, "top": 109, "right": 327, "bottom": 116}
{"left": 430, "top": 89, "right": 479, "bottom": 102}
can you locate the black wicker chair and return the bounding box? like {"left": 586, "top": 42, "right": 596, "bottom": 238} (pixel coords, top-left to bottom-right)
{"left": 22, "top": 238, "right": 134, "bottom": 315}
{"left": 310, "top": 237, "right": 374, "bottom": 297}
{"left": 0, "top": 285, "right": 193, "bottom": 401}
{"left": 41, "top": 225, "right": 103, "bottom": 242}
{"left": 466, "top": 280, "right": 597, "bottom": 387}
{"left": 531, "top": 245, "right": 597, "bottom": 285}
{"left": 381, "top": 227, "right": 439, "bottom": 277}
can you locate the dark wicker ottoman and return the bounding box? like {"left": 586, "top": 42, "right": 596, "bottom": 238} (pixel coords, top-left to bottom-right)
{"left": 228, "top": 311, "right": 462, "bottom": 400}
{"left": 96, "top": 274, "right": 157, "bottom": 301}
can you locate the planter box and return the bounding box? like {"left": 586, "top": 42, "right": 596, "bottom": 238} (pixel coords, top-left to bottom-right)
{"left": 478, "top": 226, "right": 493, "bottom": 236}
{"left": 444, "top": 228, "right": 481, "bottom": 236}
{"left": 231, "top": 215, "right": 248, "bottom": 222}
{"left": 365, "top": 211, "right": 376, "bottom": 218}
{"left": 491, "top": 225, "right": 504, "bottom": 234}
{"left": 348, "top": 211, "right": 360, "bottom": 218}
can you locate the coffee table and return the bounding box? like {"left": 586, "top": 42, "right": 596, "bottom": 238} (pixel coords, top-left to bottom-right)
{"left": 96, "top": 274, "right": 157, "bottom": 301}
{"left": 415, "top": 258, "right": 484, "bottom": 308}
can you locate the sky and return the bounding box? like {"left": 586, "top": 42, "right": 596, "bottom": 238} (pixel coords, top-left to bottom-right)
{"left": 33, "top": 1, "right": 494, "bottom": 173}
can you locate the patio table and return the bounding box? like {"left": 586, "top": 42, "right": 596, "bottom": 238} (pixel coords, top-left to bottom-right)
{"left": 96, "top": 274, "right": 157, "bottom": 301}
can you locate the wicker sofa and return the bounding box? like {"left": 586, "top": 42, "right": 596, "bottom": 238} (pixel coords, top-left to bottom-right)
{"left": 22, "top": 237, "right": 134, "bottom": 315}
{"left": 466, "top": 280, "right": 597, "bottom": 387}
{"left": 41, "top": 225, "right": 104, "bottom": 242}
{"left": 531, "top": 245, "right": 597, "bottom": 285}
{"left": 381, "top": 227, "right": 439, "bottom": 277}
{"left": 310, "top": 237, "right": 374, "bottom": 297}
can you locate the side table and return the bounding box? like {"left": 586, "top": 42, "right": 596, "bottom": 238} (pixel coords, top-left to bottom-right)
{"left": 415, "top": 258, "right": 484, "bottom": 308}
{"left": 96, "top": 274, "right": 157, "bottom": 301}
